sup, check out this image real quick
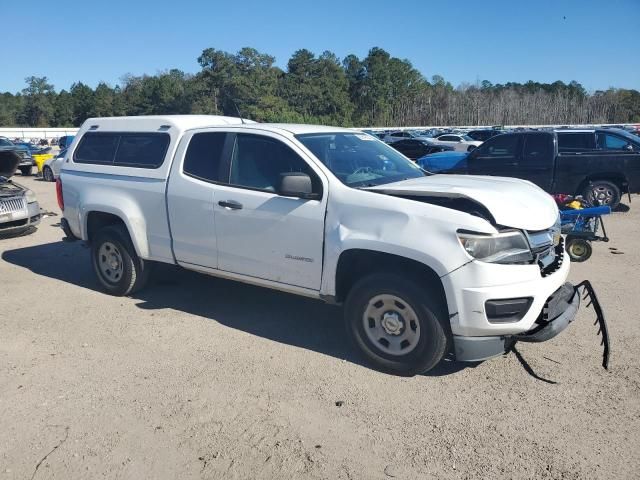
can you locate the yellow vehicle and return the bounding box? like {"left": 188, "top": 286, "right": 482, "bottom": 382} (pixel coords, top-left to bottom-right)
{"left": 32, "top": 153, "right": 54, "bottom": 173}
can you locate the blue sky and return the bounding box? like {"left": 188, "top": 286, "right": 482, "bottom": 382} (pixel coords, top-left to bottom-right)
{"left": 2, "top": 0, "right": 639, "bottom": 93}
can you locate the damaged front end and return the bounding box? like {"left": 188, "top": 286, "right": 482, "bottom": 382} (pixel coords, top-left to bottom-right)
{"left": 456, "top": 281, "right": 610, "bottom": 369}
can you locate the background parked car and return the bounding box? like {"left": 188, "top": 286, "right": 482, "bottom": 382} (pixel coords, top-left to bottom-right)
{"left": 57, "top": 135, "right": 75, "bottom": 150}
{"left": 382, "top": 130, "right": 417, "bottom": 143}
{"left": 419, "top": 129, "right": 640, "bottom": 208}
{"left": 467, "top": 129, "right": 504, "bottom": 142}
{"left": 429, "top": 134, "right": 482, "bottom": 152}
{"left": 389, "top": 138, "right": 454, "bottom": 160}
{"left": 0, "top": 137, "right": 34, "bottom": 176}
{"left": 42, "top": 149, "right": 66, "bottom": 182}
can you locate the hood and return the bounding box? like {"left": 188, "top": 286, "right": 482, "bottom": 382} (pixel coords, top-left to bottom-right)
{"left": 366, "top": 175, "right": 559, "bottom": 231}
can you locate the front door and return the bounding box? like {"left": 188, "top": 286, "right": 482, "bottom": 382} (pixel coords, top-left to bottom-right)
{"left": 214, "top": 133, "right": 326, "bottom": 290}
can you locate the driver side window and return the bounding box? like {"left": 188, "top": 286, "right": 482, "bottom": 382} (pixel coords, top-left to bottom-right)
{"left": 229, "top": 134, "right": 320, "bottom": 194}
{"left": 596, "top": 133, "right": 630, "bottom": 151}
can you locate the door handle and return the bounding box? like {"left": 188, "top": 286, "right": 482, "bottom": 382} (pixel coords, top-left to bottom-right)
{"left": 218, "top": 200, "right": 243, "bottom": 210}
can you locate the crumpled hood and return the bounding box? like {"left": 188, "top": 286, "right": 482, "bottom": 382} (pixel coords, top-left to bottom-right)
{"left": 366, "top": 175, "right": 559, "bottom": 231}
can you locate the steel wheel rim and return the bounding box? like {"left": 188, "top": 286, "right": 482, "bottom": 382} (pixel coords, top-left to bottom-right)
{"left": 98, "top": 241, "right": 124, "bottom": 283}
{"left": 569, "top": 242, "right": 587, "bottom": 257}
{"left": 590, "top": 186, "right": 614, "bottom": 205}
{"left": 363, "top": 294, "right": 421, "bottom": 356}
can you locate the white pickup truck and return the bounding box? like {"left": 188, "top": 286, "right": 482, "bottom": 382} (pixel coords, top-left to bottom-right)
{"left": 57, "top": 115, "right": 608, "bottom": 375}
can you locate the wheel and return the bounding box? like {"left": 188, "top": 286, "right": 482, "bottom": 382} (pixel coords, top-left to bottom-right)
{"left": 467, "top": 145, "right": 477, "bottom": 152}
{"left": 566, "top": 237, "right": 592, "bottom": 262}
{"left": 91, "top": 225, "right": 151, "bottom": 296}
{"left": 583, "top": 180, "right": 621, "bottom": 208}
{"left": 19, "top": 166, "right": 32, "bottom": 176}
{"left": 345, "top": 273, "right": 449, "bottom": 375}
{"left": 42, "top": 166, "right": 55, "bottom": 182}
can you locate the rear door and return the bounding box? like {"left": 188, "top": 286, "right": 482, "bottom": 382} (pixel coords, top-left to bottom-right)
{"left": 167, "top": 131, "right": 231, "bottom": 268}
{"left": 519, "top": 133, "right": 555, "bottom": 189}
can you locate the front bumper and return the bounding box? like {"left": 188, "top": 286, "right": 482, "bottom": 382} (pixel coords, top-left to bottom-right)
{"left": 453, "top": 281, "right": 610, "bottom": 369}
{"left": 442, "top": 246, "right": 570, "bottom": 337}
{"left": 0, "top": 200, "right": 41, "bottom": 233}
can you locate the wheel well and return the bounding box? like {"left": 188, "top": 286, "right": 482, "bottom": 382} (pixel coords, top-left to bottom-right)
{"left": 86, "top": 212, "right": 127, "bottom": 243}
{"left": 577, "top": 174, "right": 628, "bottom": 195}
{"left": 335, "top": 249, "right": 447, "bottom": 307}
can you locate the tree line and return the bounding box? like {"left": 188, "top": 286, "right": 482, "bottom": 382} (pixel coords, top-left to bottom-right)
{"left": 1, "top": 47, "right": 639, "bottom": 128}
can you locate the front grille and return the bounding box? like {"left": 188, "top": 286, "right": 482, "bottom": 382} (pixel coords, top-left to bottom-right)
{"left": 0, "top": 196, "right": 26, "bottom": 213}
{"left": 540, "top": 238, "right": 564, "bottom": 277}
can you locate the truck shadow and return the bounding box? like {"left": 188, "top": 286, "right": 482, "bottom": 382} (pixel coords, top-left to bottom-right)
{"left": 2, "top": 241, "right": 474, "bottom": 378}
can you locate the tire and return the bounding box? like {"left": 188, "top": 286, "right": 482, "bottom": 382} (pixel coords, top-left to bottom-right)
{"left": 91, "top": 225, "right": 151, "bottom": 296}
{"left": 566, "top": 236, "right": 592, "bottom": 262}
{"left": 42, "top": 166, "right": 54, "bottom": 182}
{"left": 345, "top": 273, "right": 449, "bottom": 376}
{"left": 582, "top": 180, "right": 621, "bottom": 209}
{"left": 467, "top": 145, "right": 477, "bottom": 152}
{"left": 19, "top": 166, "right": 32, "bottom": 176}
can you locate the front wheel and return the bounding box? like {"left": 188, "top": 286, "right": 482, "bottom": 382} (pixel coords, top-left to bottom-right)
{"left": 345, "top": 273, "right": 449, "bottom": 375}
{"left": 566, "top": 236, "right": 592, "bottom": 262}
{"left": 43, "top": 166, "right": 55, "bottom": 182}
{"left": 91, "top": 225, "right": 151, "bottom": 296}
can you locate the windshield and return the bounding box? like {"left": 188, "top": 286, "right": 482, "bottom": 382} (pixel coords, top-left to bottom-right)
{"left": 0, "top": 138, "right": 14, "bottom": 147}
{"left": 296, "top": 132, "right": 427, "bottom": 187}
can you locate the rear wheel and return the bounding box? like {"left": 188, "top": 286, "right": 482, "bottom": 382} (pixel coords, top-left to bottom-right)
{"left": 43, "top": 166, "right": 54, "bottom": 182}
{"left": 91, "top": 225, "right": 151, "bottom": 296}
{"left": 582, "top": 180, "right": 621, "bottom": 208}
{"left": 19, "top": 166, "right": 32, "bottom": 176}
{"left": 345, "top": 273, "right": 449, "bottom": 375}
{"left": 566, "top": 236, "right": 592, "bottom": 262}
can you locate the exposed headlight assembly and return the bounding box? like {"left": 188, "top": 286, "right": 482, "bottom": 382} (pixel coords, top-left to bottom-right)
{"left": 457, "top": 230, "right": 533, "bottom": 264}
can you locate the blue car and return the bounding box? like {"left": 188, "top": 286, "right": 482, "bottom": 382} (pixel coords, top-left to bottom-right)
{"left": 416, "top": 151, "right": 468, "bottom": 173}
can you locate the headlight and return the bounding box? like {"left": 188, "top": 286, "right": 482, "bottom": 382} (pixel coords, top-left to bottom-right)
{"left": 457, "top": 230, "right": 533, "bottom": 264}
{"left": 25, "top": 189, "right": 37, "bottom": 204}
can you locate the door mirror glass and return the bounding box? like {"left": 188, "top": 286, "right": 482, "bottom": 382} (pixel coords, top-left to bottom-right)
{"left": 279, "top": 172, "right": 316, "bottom": 199}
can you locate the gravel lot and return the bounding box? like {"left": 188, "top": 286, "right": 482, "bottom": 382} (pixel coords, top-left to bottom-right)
{"left": 1, "top": 176, "right": 639, "bottom": 479}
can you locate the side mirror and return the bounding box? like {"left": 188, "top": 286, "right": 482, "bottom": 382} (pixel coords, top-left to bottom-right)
{"left": 279, "top": 172, "right": 318, "bottom": 199}
{"left": 624, "top": 144, "right": 634, "bottom": 152}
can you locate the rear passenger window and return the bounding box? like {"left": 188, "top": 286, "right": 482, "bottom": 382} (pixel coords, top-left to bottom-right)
{"left": 114, "top": 134, "right": 170, "bottom": 168}
{"left": 557, "top": 133, "right": 596, "bottom": 152}
{"left": 74, "top": 134, "right": 119, "bottom": 164}
{"left": 183, "top": 132, "right": 227, "bottom": 182}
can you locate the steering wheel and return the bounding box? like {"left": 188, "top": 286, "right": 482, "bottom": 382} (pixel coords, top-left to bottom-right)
{"left": 353, "top": 166, "right": 373, "bottom": 175}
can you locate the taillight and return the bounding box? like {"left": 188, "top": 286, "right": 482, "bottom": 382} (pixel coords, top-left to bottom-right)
{"left": 56, "top": 178, "right": 64, "bottom": 211}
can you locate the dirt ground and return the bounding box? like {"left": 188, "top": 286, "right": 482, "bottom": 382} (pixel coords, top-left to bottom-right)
{"left": 1, "top": 176, "right": 639, "bottom": 479}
